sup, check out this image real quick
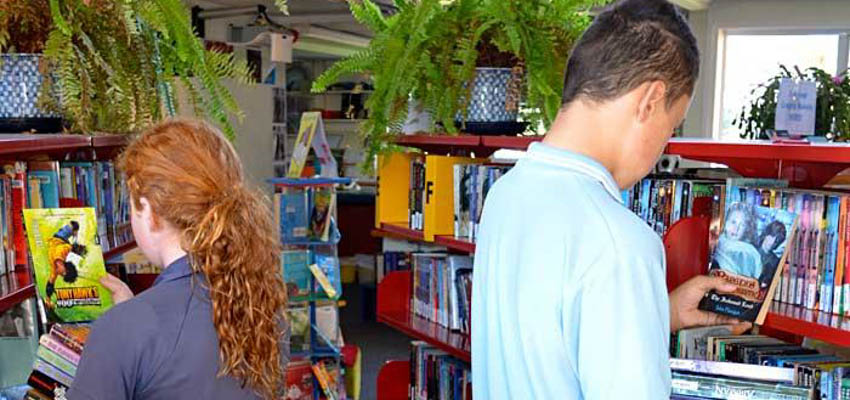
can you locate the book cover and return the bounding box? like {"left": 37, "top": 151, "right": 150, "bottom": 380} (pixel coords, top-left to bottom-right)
{"left": 278, "top": 189, "right": 309, "bottom": 242}
{"left": 310, "top": 187, "right": 334, "bottom": 242}
{"left": 50, "top": 324, "right": 90, "bottom": 354}
{"left": 23, "top": 208, "right": 114, "bottom": 323}
{"left": 312, "top": 253, "right": 340, "bottom": 299}
{"left": 282, "top": 250, "right": 311, "bottom": 298}
{"left": 835, "top": 196, "right": 848, "bottom": 314}
{"left": 671, "top": 372, "right": 810, "bottom": 400}
{"left": 676, "top": 325, "right": 733, "bottom": 360}
{"left": 287, "top": 307, "right": 310, "bottom": 354}
{"left": 698, "top": 202, "right": 798, "bottom": 324}
{"left": 285, "top": 359, "right": 314, "bottom": 400}
{"left": 309, "top": 261, "right": 338, "bottom": 299}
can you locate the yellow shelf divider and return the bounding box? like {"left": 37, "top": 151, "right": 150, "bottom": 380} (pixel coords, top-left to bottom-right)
{"left": 423, "top": 155, "right": 480, "bottom": 241}
{"left": 375, "top": 152, "right": 416, "bottom": 228}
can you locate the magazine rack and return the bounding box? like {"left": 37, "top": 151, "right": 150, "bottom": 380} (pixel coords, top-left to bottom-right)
{"left": 269, "top": 177, "right": 352, "bottom": 400}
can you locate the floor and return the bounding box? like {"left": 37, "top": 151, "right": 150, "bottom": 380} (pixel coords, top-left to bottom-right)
{"left": 340, "top": 283, "right": 410, "bottom": 400}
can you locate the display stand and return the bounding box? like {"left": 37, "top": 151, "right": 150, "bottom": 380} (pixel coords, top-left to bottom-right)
{"left": 270, "top": 176, "right": 352, "bottom": 400}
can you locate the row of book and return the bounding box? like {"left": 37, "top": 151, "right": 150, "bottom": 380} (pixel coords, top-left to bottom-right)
{"left": 624, "top": 176, "right": 722, "bottom": 236}
{"left": 453, "top": 164, "right": 510, "bottom": 242}
{"left": 670, "top": 326, "right": 850, "bottom": 399}
{"left": 721, "top": 179, "right": 850, "bottom": 316}
{"left": 411, "top": 254, "right": 472, "bottom": 334}
{"left": 275, "top": 186, "right": 336, "bottom": 243}
{"left": 410, "top": 341, "right": 471, "bottom": 400}
{"left": 25, "top": 323, "right": 90, "bottom": 399}
{"left": 0, "top": 160, "right": 131, "bottom": 274}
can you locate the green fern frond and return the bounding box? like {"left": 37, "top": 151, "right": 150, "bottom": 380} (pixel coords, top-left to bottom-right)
{"left": 348, "top": 0, "right": 387, "bottom": 33}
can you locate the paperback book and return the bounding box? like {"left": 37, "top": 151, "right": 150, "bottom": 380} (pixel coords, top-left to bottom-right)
{"left": 698, "top": 202, "right": 797, "bottom": 324}
{"left": 23, "top": 208, "right": 114, "bottom": 323}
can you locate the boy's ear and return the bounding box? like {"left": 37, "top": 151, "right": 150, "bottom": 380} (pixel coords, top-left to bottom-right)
{"left": 636, "top": 80, "right": 668, "bottom": 122}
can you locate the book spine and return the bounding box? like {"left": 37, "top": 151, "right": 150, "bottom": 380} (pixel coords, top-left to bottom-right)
{"left": 311, "top": 363, "right": 337, "bottom": 400}
{"left": 8, "top": 163, "right": 27, "bottom": 267}
{"left": 50, "top": 326, "right": 85, "bottom": 354}
{"left": 40, "top": 334, "right": 81, "bottom": 365}
{"left": 27, "top": 370, "right": 67, "bottom": 398}
{"left": 835, "top": 196, "right": 847, "bottom": 314}
{"left": 37, "top": 346, "right": 77, "bottom": 376}
{"left": 33, "top": 358, "right": 74, "bottom": 387}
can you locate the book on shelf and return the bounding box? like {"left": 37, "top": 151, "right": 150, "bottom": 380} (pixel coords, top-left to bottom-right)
{"left": 285, "top": 358, "right": 314, "bottom": 400}
{"left": 632, "top": 175, "right": 850, "bottom": 318}
{"left": 453, "top": 164, "right": 510, "bottom": 242}
{"left": 310, "top": 187, "right": 335, "bottom": 242}
{"left": 275, "top": 188, "right": 310, "bottom": 242}
{"left": 623, "top": 176, "right": 723, "bottom": 236}
{"left": 311, "top": 253, "right": 341, "bottom": 299}
{"left": 23, "top": 208, "right": 114, "bottom": 323}
{"left": 287, "top": 306, "right": 310, "bottom": 354}
{"left": 311, "top": 361, "right": 338, "bottom": 400}
{"left": 668, "top": 329, "right": 850, "bottom": 400}
{"left": 410, "top": 341, "right": 471, "bottom": 400}
{"left": 410, "top": 157, "right": 425, "bottom": 231}
{"left": 282, "top": 250, "right": 311, "bottom": 298}
{"left": 377, "top": 251, "right": 413, "bottom": 283}
{"left": 411, "top": 254, "right": 473, "bottom": 333}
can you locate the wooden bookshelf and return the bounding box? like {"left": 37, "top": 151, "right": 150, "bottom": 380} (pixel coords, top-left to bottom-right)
{"left": 0, "top": 134, "right": 90, "bottom": 157}
{"left": 0, "top": 134, "right": 136, "bottom": 315}
{"left": 104, "top": 240, "right": 138, "bottom": 261}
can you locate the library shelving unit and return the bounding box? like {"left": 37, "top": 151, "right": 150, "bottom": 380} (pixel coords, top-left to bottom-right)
{"left": 0, "top": 134, "right": 137, "bottom": 316}
{"left": 373, "top": 134, "right": 850, "bottom": 398}
{"left": 269, "top": 176, "right": 352, "bottom": 400}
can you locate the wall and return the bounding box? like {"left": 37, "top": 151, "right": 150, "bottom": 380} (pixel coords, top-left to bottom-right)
{"left": 684, "top": 0, "right": 850, "bottom": 139}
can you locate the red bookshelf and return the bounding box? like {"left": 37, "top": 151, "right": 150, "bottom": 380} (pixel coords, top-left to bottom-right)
{"left": 377, "top": 270, "right": 471, "bottom": 362}
{"left": 372, "top": 224, "right": 476, "bottom": 254}
{"left": 0, "top": 269, "right": 34, "bottom": 315}
{"left": 104, "top": 240, "right": 138, "bottom": 261}
{"left": 376, "top": 360, "right": 411, "bottom": 400}
{"left": 395, "top": 134, "right": 542, "bottom": 156}
{"left": 0, "top": 134, "right": 90, "bottom": 157}
{"left": 433, "top": 235, "right": 476, "bottom": 254}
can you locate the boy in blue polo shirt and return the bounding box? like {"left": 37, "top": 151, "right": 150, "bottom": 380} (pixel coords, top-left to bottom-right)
{"left": 472, "top": 0, "right": 750, "bottom": 398}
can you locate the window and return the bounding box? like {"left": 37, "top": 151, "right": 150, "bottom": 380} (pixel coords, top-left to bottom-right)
{"left": 718, "top": 33, "right": 845, "bottom": 140}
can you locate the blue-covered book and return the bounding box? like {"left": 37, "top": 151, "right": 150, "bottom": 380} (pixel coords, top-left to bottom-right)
{"left": 277, "top": 189, "right": 309, "bottom": 243}
{"left": 313, "top": 253, "right": 341, "bottom": 299}
{"left": 28, "top": 161, "right": 61, "bottom": 208}
{"left": 282, "top": 250, "right": 311, "bottom": 298}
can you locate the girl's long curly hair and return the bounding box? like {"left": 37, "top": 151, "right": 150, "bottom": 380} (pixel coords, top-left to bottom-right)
{"left": 117, "top": 118, "right": 287, "bottom": 399}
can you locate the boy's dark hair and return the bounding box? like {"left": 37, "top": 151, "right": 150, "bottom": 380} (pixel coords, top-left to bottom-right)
{"left": 760, "top": 221, "right": 787, "bottom": 250}
{"left": 561, "top": 0, "right": 699, "bottom": 107}
{"left": 70, "top": 221, "right": 79, "bottom": 231}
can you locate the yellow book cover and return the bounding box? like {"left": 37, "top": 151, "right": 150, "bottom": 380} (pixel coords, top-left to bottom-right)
{"left": 23, "top": 208, "right": 113, "bottom": 323}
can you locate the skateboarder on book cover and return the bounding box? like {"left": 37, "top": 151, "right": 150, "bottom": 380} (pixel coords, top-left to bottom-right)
{"left": 44, "top": 221, "right": 85, "bottom": 309}
{"left": 472, "top": 0, "right": 751, "bottom": 399}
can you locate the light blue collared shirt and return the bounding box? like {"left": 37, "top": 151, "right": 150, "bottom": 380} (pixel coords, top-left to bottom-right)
{"left": 472, "top": 142, "right": 670, "bottom": 399}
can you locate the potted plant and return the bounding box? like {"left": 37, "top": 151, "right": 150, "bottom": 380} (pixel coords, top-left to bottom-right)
{"left": 735, "top": 65, "right": 850, "bottom": 140}
{"left": 0, "top": 0, "right": 254, "bottom": 139}
{"left": 311, "top": 0, "right": 603, "bottom": 167}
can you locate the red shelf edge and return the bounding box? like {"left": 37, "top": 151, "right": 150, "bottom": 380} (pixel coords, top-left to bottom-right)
{"left": 433, "top": 235, "right": 476, "bottom": 254}
{"left": 762, "top": 305, "right": 850, "bottom": 348}
{"left": 0, "top": 284, "right": 35, "bottom": 315}
{"left": 378, "top": 312, "right": 471, "bottom": 362}
{"left": 104, "top": 240, "right": 137, "bottom": 260}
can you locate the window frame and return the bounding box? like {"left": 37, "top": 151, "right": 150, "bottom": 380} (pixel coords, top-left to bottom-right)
{"left": 714, "top": 28, "right": 850, "bottom": 140}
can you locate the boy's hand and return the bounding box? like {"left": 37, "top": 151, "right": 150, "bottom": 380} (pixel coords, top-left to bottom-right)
{"left": 100, "top": 274, "right": 134, "bottom": 304}
{"left": 669, "top": 275, "right": 752, "bottom": 334}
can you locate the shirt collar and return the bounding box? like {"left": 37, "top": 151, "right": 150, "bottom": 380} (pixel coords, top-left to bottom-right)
{"left": 524, "top": 142, "right": 623, "bottom": 203}
{"left": 154, "top": 255, "right": 193, "bottom": 285}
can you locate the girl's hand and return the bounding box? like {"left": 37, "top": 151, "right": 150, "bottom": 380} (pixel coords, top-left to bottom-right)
{"left": 100, "top": 274, "right": 134, "bottom": 304}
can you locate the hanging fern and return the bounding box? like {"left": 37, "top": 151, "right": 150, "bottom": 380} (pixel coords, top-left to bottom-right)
{"left": 313, "top": 0, "right": 604, "bottom": 170}
{"left": 2, "top": 0, "right": 251, "bottom": 139}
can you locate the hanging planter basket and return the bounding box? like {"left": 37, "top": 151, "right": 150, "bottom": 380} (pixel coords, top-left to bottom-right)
{"left": 0, "top": 54, "right": 62, "bottom": 133}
